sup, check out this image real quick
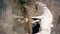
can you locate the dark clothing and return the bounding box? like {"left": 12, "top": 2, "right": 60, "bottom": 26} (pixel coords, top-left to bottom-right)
{"left": 32, "top": 23, "right": 40, "bottom": 34}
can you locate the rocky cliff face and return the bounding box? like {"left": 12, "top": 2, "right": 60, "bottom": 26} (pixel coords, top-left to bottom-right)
{"left": 0, "top": 0, "right": 60, "bottom": 34}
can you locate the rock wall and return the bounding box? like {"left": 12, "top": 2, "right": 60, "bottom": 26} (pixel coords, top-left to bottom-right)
{"left": 0, "top": 0, "right": 60, "bottom": 34}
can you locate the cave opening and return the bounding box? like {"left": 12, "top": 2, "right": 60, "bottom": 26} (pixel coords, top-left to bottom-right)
{"left": 32, "top": 18, "right": 40, "bottom": 34}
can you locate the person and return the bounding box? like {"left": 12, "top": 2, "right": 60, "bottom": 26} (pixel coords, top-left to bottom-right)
{"left": 32, "top": 22, "right": 40, "bottom": 34}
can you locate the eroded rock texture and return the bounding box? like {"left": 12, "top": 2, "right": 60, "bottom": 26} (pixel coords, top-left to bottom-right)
{"left": 0, "top": 0, "right": 60, "bottom": 34}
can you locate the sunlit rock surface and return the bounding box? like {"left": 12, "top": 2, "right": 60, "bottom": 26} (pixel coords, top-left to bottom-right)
{"left": 0, "top": 0, "right": 60, "bottom": 34}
